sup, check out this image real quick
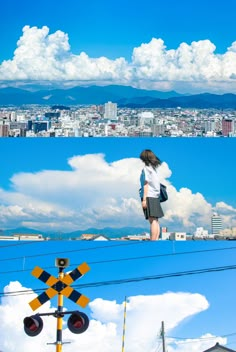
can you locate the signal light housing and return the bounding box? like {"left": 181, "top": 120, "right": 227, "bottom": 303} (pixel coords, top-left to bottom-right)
{"left": 23, "top": 314, "right": 43, "bottom": 337}
{"left": 67, "top": 311, "right": 89, "bottom": 334}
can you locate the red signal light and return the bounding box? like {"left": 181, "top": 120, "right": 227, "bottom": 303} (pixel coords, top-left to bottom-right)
{"left": 23, "top": 315, "right": 43, "bottom": 337}
{"left": 67, "top": 311, "right": 89, "bottom": 334}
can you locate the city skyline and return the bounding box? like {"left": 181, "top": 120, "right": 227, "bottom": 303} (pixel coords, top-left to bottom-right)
{"left": 1, "top": 0, "right": 236, "bottom": 93}
{"left": 0, "top": 138, "right": 235, "bottom": 233}
{"left": 1, "top": 105, "right": 236, "bottom": 138}
{"left": 0, "top": 240, "right": 235, "bottom": 352}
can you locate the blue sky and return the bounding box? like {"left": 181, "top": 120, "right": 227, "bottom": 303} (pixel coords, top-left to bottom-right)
{"left": 0, "top": 137, "right": 235, "bottom": 233}
{"left": 1, "top": 0, "right": 236, "bottom": 93}
{"left": 1, "top": 0, "right": 235, "bottom": 60}
{"left": 0, "top": 137, "right": 235, "bottom": 204}
{"left": 0, "top": 240, "right": 235, "bottom": 351}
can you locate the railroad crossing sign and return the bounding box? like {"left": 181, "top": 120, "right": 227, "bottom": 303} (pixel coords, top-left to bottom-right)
{"left": 29, "top": 262, "right": 90, "bottom": 311}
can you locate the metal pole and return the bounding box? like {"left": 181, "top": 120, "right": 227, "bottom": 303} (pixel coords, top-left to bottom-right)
{"left": 121, "top": 296, "right": 127, "bottom": 352}
{"left": 161, "top": 321, "right": 166, "bottom": 352}
{"left": 56, "top": 269, "right": 64, "bottom": 352}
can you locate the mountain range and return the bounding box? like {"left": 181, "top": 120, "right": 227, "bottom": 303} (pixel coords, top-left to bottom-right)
{"left": 1, "top": 84, "right": 236, "bottom": 108}
{"left": 0, "top": 85, "right": 180, "bottom": 106}
{"left": 1, "top": 226, "right": 149, "bottom": 239}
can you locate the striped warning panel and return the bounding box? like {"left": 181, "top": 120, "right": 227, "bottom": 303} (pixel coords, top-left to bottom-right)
{"left": 29, "top": 287, "right": 58, "bottom": 311}
{"left": 63, "top": 262, "right": 90, "bottom": 285}
{"left": 31, "top": 266, "right": 58, "bottom": 286}
{"left": 61, "top": 286, "right": 90, "bottom": 308}
{"left": 29, "top": 262, "right": 90, "bottom": 311}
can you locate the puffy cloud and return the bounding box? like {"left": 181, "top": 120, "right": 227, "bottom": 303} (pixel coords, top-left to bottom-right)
{"left": 163, "top": 186, "right": 213, "bottom": 228}
{"left": 0, "top": 281, "right": 226, "bottom": 352}
{"left": 0, "top": 26, "right": 131, "bottom": 83}
{"left": 214, "top": 202, "right": 236, "bottom": 228}
{"left": 167, "top": 334, "right": 227, "bottom": 352}
{"left": 0, "top": 153, "right": 235, "bottom": 232}
{"left": 1, "top": 26, "right": 236, "bottom": 92}
{"left": 89, "top": 293, "right": 210, "bottom": 352}
{"left": 215, "top": 201, "right": 236, "bottom": 213}
{"left": 0, "top": 282, "right": 56, "bottom": 352}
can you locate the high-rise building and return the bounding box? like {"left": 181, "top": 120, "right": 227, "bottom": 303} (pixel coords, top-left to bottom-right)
{"left": 0, "top": 124, "right": 9, "bottom": 137}
{"left": 152, "top": 124, "right": 165, "bottom": 136}
{"left": 104, "top": 101, "right": 117, "bottom": 120}
{"left": 222, "top": 118, "right": 233, "bottom": 136}
{"left": 204, "top": 120, "right": 216, "bottom": 133}
{"left": 138, "top": 111, "right": 154, "bottom": 126}
{"left": 33, "top": 121, "right": 49, "bottom": 133}
{"left": 211, "top": 213, "right": 222, "bottom": 235}
{"left": 45, "top": 112, "right": 60, "bottom": 120}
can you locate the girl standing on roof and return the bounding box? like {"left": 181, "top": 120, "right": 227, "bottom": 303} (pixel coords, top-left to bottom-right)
{"left": 139, "top": 149, "right": 164, "bottom": 241}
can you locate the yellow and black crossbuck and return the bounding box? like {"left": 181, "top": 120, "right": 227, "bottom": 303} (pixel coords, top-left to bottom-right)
{"left": 29, "top": 262, "right": 90, "bottom": 311}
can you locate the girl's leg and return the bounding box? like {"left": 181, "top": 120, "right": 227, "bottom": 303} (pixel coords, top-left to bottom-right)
{"left": 149, "top": 217, "right": 160, "bottom": 241}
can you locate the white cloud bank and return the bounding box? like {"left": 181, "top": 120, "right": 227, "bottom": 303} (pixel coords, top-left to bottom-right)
{"left": 1, "top": 26, "right": 236, "bottom": 92}
{"left": 0, "top": 153, "right": 235, "bottom": 233}
{"left": 0, "top": 281, "right": 227, "bottom": 352}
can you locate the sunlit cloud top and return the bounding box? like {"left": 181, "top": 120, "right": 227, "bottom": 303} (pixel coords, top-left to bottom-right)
{"left": 0, "top": 153, "right": 235, "bottom": 232}
{"left": 1, "top": 26, "right": 236, "bottom": 93}
{"left": 0, "top": 281, "right": 227, "bottom": 352}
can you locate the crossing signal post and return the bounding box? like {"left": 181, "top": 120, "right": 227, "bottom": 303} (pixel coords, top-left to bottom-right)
{"left": 23, "top": 258, "right": 90, "bottom": 352}
{"left": 56, "top": 260, "right": 65, "bottom": 352}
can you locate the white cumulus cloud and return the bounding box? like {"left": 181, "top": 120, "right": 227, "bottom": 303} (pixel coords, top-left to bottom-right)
{"left": 0, "top": 281, "right": 227, "bottom": 352}
{"left": 0, "top": 154, "right": 235, "bottom": 232}
{"left": 1, "top": 26, "right": 236, "bottom": 92}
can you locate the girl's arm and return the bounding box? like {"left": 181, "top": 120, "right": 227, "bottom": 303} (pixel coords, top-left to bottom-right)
{"left": 142, "top": 181, "right": 148, "bottom": 209}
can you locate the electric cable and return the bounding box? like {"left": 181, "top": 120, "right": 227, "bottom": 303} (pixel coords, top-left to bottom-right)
{"left": 0, "top": 240, "right": 144, "bottom": 261}
{"left": 166, "top": 332, "right": 236, "bottom": 341}
{"left": 1, "top": 263, "right": 235, "bottom": 298}
{"left": 72, "top": 264, "right": 236, "bottom": 289}
{"left": 0, "top": 241, "right": 40, "bottom": 248}
{"left": 0, "top": 245, "right": 235, "bottom": 276}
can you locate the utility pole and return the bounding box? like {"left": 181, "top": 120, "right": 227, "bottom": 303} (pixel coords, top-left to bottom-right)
{"left": 161, "top": 321, "right": 166, "bottom": 352}
{"left": 121, "top": 296, "right": 127, "bottom": 352}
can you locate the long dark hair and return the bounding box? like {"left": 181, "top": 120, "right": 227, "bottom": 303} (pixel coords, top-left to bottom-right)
{"left": 140, "top": 149, "right": 161, "bottom": 169}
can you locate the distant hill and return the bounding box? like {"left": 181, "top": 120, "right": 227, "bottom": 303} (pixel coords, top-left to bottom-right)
{"left": 1, "top": 226, "right": 149, "bottom": 239}
{"left": 1, "top": 85, "right": 236, "bottom": 108}
{"left": 3, "top": 227, "right": 47, "bottom": 236}
{"left": 142, "top": 93, "right": 236, "bottom": 109}
{"left": 0, "top": 85, "right": 181, "bottom": 106}
{"left": 64, "top": 226, "right": 149, "bottom": 239}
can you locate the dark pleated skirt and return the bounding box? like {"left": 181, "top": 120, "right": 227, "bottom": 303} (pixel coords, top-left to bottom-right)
{"left": 143, "top": 197, "right": 164, "bottom": 219}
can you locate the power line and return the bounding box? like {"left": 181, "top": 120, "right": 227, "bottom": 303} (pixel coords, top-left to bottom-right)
{"left": 0, "top": 241, "right": 144, "bottom": 262}
{"left": 71, "top": 264, "right": 236, "bottom": 289}
{"left": 0, "top": 241, "right": 40, "bottom": 248}
{"left": 1, "top": 263, "right": 236, "bottom": 298}
{"left": 0, "top": 245, "right": 235, "bottom": 276}
{"left": 1, "top": 243, "right": 236, "bottom": 264}
{"left": 166, "top": 332, "right": 236, "bottom": 341}
{"left": 226, "top": 341, "right": 236, "bottom": 347}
